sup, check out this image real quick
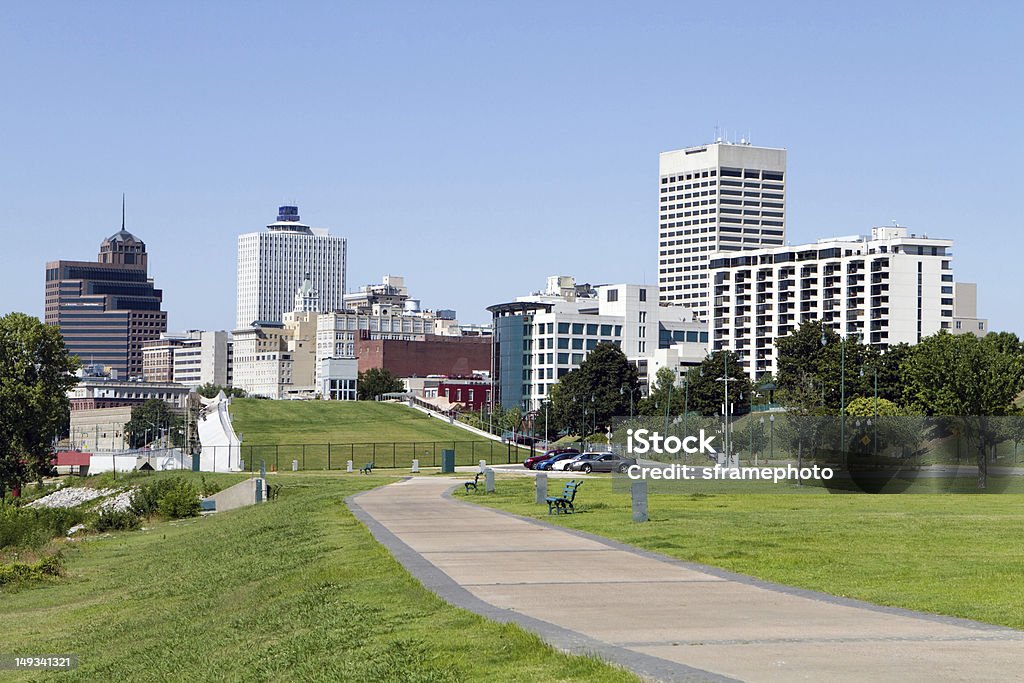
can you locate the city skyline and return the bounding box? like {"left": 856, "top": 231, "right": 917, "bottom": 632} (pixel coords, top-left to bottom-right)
{"left": 2, "top": 3, "right": 1022, "bottom": 335}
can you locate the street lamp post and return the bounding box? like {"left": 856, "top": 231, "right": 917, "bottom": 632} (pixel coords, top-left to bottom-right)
{"left": 758, "top": 416, "right": 765, "bottom": 466}
{"left": 665, "top": 381, "right": 673, "bottom": 438}
{"left": 620, "top": 384, "right": 637, "bottom": 420}
{"left": 823, "top": 329, "right": 852, "bottom": 467}
{"left": 716, "top": 372, "right": 730, "bottom": 463}
{"left": 769, "top": 414, "right": 775, "bottom": 462}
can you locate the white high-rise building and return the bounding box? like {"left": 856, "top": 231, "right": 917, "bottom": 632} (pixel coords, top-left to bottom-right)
{"left": 488, "top": 276, "right": 708, "bottom": 411}
{"left": 236, "top": 205, "right": 347, "bottom": 328}
{"left": 659, "top": 141, "right": 787, "bottom": 320}
{"left": 708, "top": 226, "right": 982, "bottom": 379}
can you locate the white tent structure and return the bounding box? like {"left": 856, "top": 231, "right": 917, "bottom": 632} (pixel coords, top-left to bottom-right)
{"left": 197, "top": 391, "right": 243, "bottom": 472}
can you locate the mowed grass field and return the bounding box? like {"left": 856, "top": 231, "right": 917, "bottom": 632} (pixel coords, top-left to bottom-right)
{"left": 229, "top": 400, "right": 522, "bottom": 469}
{"left": 462, "top": 476, "right": 1024, "bottom": 630}
{"left": 3, "top": 472, "right": 637, "bottom": 683}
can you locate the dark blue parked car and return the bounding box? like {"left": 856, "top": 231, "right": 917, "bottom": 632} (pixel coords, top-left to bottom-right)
{"left": 536, "top": 452, "right": 583, "bottom": 470}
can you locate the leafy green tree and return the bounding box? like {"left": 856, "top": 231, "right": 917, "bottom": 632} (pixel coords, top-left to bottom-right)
{"left": 356, "top": 368, "right": 403, "bottom": 400}
{"left": 0, "top": 313, "right": 79, "bottom": 495}
{"left": 775, "top": 320, "right": 877, "bottom": 414}
{"left": 637, "top": 367, "right": 686, "bottom": 417}
{"left": 124, "top": 399, "right": 185, "bottom": 449}
{"left": 903, "top": 331, "right": 1024, "bottom": 488}
{"left": 549, "top": 343, "right": 640, "bottom": 437}
{"left": 196, "top": 383, "right": 247, "bottom": 399}
{"left": 736, "top": 417, "right": 769, "bottom": 460}
{"left": 685, "top": 351, "right": 752, "bottom": 417}
{"left": 870, "top": 343, "right": 912, "bottom": 407}
{"left": 844, "top": 396, "right": 902, "bottom": 417}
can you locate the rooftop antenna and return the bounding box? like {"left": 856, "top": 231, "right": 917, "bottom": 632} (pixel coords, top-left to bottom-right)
{"left": 714, "top": 123, "right": 721, "bottom": 143}
{"left": 121, "top": 193, "right": 125, "bottom": 231}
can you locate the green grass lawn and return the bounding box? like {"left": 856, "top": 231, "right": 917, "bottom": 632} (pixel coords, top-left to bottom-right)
{"left": 3, "top": 472, "right": 637, "bottom": 682}
{"left": 461, "top": 476, "right": 1024, "bottom": 630}
{"left": 229, "top": 400, "right": 527, "bottom": 470}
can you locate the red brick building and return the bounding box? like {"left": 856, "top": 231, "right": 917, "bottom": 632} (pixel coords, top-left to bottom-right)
{"left": 435, "top": 378, "right": 491, "bottom": 411}
{"left": 354, "top": 333, "right": 491, "bottom": 378}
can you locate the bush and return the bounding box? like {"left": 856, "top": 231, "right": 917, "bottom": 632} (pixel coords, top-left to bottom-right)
{"left": 0, "top": 552, "right": 64, "bottom": 587}
{"left": 157, "top": 479, "right": 200, "bottom": 519}
{"left": 130, "top": 478, "right": 181, "bottom": 517}
{"left": 92, "top": 509, "right": 141, "bottom": 532}
{"left": 0, "top": 502, "right": 86, "bottom": 551}
{"left": 199, "top": 476, "right": 221, "bottom": 497}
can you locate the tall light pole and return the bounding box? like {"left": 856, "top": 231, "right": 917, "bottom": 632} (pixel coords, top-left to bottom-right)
{"left": 769, "top": 414, "right": 775, "bottom": 461}
{"left": 715, "top": 352, "right": 730, "bottom": 463}
{"left": 620, "top": 384, "right": 637, "bottom": 419}
{"left": 758, "top": 416, "right": 765, "bottom": 466}
{"left": 822, "top": 329, "right": 851, "bottom": 466}
{"left": 683, "top": 373, "right": 690, "bottom": 437}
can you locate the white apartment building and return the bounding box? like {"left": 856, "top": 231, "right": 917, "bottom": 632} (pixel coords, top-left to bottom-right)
{"left": 231, "top": 322, "right": 295, "bottom": 399}
{"left": 950, "top": 282, "right": 988, "bottom": 337}
{"left": 236, "top": 205, "right": 347, "bottom": 329}
{"left": 708, "top": 226, "right": 983, "bottom": 378}
{"left": 172, "top": 331, "right": 232, "bottom": 388}
{"left": 232, "top": 308, "right": 318, "bottom": 400}
{"left": 659, "top": 141, "right": 787, "bottom": 320}
{"left": 315, "top": 311, "right": 435, "bottom": 359}
{"left": 142, "top": 330, "right": 232, "bottom": 388}
{"left": 489, "top": 276, "right": 708, "bottom": 411}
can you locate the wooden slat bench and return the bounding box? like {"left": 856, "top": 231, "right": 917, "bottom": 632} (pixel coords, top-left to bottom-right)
{"left": 546, "top": 480, "right": 583, "bottom": 515}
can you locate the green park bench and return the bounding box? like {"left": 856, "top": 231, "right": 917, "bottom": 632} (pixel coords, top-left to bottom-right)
{"left": 546, "top": 480, "right": 583, "bottom": 515}
{"left": 360, "top": 462, "right": 375, "bottom": 474}
{"left": 464, "top": 472, "right": 483, "bottom": 493}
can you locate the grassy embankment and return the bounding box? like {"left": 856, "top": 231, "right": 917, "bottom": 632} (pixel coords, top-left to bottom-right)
{"left": 460, "top": 475, "right": 1024, "bottom": 630}
{"left": 3, "top": 471, "right": 637, "bottom": 682}
{"left": 229, "top": 400, "right": 528, "bottom": 470}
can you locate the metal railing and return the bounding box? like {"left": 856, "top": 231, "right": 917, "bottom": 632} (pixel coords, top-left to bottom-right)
{"left": 201, "top": 440, "right": 532, "bottom": 472}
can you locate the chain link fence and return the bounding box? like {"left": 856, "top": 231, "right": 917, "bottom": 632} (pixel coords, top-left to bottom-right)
{"left": 199, "top": 439, "right": 533, "bottom": 473}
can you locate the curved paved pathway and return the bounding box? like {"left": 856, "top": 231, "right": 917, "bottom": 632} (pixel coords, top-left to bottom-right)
{"left": 347, "top": 477, "right": 1023, "bottom": 682}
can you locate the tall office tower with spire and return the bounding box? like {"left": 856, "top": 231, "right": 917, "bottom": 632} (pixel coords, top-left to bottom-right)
{"left": 236, "top": 205, "right": 347, "bottom": 329}
{"left": 45, "top": 203, "right": 168, "bottom": 379}
{"left": 658, "top": 141, "right": 787, "bottom": 320}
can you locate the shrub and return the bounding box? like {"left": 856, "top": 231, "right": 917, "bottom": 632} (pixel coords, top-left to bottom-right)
{"left": 130, "top": 478, "right": 180, "bottom": 517}
{"left": 199, "top": 476, "right": 221, "bottom": 497}
{"left": 0, "top": 502, "right": 86, "bottom": 551}
{"left": 157, "top": 479, "right": 200, "bottom": 519}
{"left": 92, "top": 509, "right": 141, "bottom": 532}
{"left": 0, "top": 552, "right": 64, "bottom": 587}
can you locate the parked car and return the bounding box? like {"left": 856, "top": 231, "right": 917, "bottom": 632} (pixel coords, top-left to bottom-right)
{"left": 537, "top": 452, "right": 586, "bottom": 470}
{"left": 524, "top": 448, "right": 578, "bottom": 470}
{"left": 550, "top": 452, "right": 603, "bottom": 471}
{"left": 568, "top": 453, "right": 637, "bottom": 473}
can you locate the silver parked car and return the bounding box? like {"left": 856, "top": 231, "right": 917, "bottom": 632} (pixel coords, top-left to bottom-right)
{"left": 568, "top": 452, "right": 636, "bottom": 474}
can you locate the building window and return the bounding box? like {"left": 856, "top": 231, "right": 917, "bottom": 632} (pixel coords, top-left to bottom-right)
{"left": 639, "top": 288, "right": 647, "bottom": 302}
{"left": 607, "top": 289, "right": 619, "bottom": 302}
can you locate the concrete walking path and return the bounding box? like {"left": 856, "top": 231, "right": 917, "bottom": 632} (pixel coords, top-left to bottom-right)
{"left": 347, "top": 477, "right": 1023, "bottom": 682}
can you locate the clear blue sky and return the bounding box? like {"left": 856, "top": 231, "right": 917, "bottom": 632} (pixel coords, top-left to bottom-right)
{"left": 2, "top": 2, "right": 1022, "bottom": 334}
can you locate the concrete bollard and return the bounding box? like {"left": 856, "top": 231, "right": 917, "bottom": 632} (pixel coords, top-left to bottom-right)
{"left": 535, "top": 473, "right": 548, "bottom": 504}
{"left": 411, "top": 459, "right": 420, "bottom": 473}
{"left": 485, "top": 468, "right": 495, "bottom": 493}
{"left": 346, "top": 460, "right": 353, "bottom": 473}
{"left": 292, "top": 460, "right": 298, "bottom": 472}
{"left": 631, "top": 480, "right": 649, "bottom": 523}
{"left": 478, "top": 459, "right": 486, "bottom": 473}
